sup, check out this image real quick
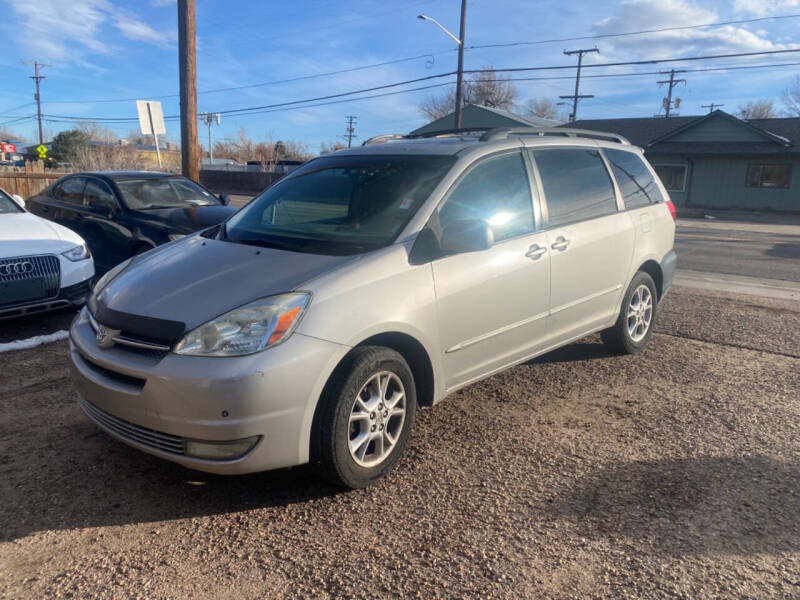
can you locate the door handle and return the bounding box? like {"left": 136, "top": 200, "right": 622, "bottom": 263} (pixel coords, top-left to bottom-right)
{"left": 550, "top": 236, "right": 570, "bottom": 251}
{"left": 525, "top": 244, "right": 547, "bottom": 260}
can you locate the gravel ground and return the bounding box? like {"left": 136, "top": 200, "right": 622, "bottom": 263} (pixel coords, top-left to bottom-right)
{"left": 1, "top": 286, "right": 798, "bottom": 599}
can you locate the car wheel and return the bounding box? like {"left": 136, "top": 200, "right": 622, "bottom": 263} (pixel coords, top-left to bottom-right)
{"left": 312, "top": 346, "right": 416, "bottom": 489}
{"left": 601, "top": 271, "right": 657, "bottom": 355}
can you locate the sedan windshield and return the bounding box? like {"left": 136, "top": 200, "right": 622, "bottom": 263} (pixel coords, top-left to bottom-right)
{"left": 222, "top": 154, "right": 456, "bottom": 254}
{"left": 116, "top": 177, "right": 220, "bottom": 210}
{"left": 0, "top": 190, "right": 23, "bottom": 214}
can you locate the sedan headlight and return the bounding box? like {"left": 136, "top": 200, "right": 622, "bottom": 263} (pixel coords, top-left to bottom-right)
{"left": 173, "top": 293, "right": 311, "bottom": 357}
{"left": 93, "top": 257, "right": 132, "bottom": 294}
{"left": 61, "top": 243, "right": 91, "bottom": 262}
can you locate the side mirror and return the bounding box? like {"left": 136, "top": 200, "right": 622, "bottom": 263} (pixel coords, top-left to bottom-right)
{"left": 219, "top": 193, "right": 230, "bottom": 206}
{"left": 440, "top": 219, "right": 494, "bottom": 255}
{"left": 12, "top": 194, "right": 25, "bottom": 209}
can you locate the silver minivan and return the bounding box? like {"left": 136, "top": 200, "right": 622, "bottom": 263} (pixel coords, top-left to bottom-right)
{"left": 69, "top": 127, "right": 677, "bottom": 488}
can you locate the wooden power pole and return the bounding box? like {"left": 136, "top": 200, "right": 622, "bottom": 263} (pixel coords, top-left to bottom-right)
{"left": 178, "top": 0, "right": 199, "bottom": 181}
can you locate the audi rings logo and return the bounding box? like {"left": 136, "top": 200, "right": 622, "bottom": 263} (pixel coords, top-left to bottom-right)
{"left": 0, "top": 261, "right": 34, "bottom": 276}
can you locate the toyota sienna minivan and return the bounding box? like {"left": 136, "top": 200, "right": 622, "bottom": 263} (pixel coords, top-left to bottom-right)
{"left": 69, "top": 127, "right": 676, "bottom": 488}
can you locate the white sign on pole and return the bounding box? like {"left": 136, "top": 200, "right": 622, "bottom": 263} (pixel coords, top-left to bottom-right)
{"left": 136, "top": 100, "right": 165, "bottom": 168}
{"left": 136, "top": 100, "right": 166, "bottom": 135}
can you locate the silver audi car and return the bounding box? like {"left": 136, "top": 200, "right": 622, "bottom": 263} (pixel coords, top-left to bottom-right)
{"left": 69, "top": 127, "right": 676, "bottom": 488}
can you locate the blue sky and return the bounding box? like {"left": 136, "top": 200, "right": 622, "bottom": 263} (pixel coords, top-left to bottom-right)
{"left": 1, "top": 0, "right": 799, "bottom": 153}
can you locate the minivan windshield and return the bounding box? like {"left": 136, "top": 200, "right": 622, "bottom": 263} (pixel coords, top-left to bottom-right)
{"left": 117, "top": 177, "right": 220, "bottom": 210}
{"left": 0, "top": 189, "right": 23, "bottom": 214}
{"left": 221, "top": 154, "right": 457, "bottom": 254}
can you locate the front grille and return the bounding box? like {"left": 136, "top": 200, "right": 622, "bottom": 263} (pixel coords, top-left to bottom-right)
{"left": 0, "top": 254, "right": 61, "bottom": 308}
{"left": 79, "top": 395, "right": 185, "bottom": 456}
{"left": 87, "top": 311, "right": 171, "bottom": 361}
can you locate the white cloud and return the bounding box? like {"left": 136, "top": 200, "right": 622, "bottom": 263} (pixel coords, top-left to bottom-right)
{"left": 8, "top": 0, "right": 172, "bottom": 62}
{"left": 733, "top": 0, "right": 800, "bottom": 17}
{"left": 593, "top": 0, "right": 784, "bottom": 62}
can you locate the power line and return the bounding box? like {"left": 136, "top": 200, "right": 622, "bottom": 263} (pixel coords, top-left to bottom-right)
{"left": 36, "top": 50, "right": 800, "bottom": 125}
{"left": 37, "top": 13, "right": 800, "bottom": 106}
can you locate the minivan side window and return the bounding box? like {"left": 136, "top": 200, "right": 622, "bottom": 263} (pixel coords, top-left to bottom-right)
{"left": 605, "top": 149, "right": 664, "bottom": 209}
{"left": 84, "top": 179, "right": 118, "bottom": 212}
{"left": 534, "top": 148, "right": 617, "bottom": 227}
{"left": 438, "top": 152, "right": 534, "bottom": 243}
{"left": 54, "top": 177, "right": 87, "bottom": 205}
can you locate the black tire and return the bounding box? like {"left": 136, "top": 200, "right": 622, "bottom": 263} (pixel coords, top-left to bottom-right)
{"left": 601, "top": 271, "right": 658, "bottom": 355}
{"left": 312, "top": 346, "right": 417, "bottom": 489}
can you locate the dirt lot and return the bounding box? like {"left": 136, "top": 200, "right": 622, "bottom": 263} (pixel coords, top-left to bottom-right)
{"left": 1, "top": 286, "right": 798, "bottom": 599}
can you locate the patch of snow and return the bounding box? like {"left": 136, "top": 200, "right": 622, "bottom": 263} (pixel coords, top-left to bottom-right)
{"left": 0, "top": 330, "right": 69, "bottom": 354}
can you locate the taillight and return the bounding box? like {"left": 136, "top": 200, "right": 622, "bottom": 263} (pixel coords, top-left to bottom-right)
{"left": 666, "top": 200, "right": 677, "bottom": 222}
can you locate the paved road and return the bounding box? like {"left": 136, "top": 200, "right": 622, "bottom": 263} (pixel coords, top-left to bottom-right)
{"left": 675, "top": 226, "right": 800, "bottom": 283}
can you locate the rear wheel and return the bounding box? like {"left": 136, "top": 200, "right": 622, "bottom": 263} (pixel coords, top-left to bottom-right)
{"left": 312, "top": 346, "right": 416, "bottom": 489}
{"left": 601, "top": 271, "right": 657, "bottom": 354}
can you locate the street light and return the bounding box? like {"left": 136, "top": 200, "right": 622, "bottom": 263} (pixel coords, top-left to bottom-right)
{"left": 418, "top": 1, "right": 467, "bottom": 129}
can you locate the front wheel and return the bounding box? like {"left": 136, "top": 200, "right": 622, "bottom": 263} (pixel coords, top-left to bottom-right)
{"left": 601, "top": 271, "right": 657, "bottom": 354}
{"left": 312, "top": 346, "right": 417, "bottom": 489}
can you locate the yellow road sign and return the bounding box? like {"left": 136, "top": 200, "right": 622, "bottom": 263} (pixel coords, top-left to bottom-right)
{"left": 36, "top": 144, "right": 48, "bottom": 159}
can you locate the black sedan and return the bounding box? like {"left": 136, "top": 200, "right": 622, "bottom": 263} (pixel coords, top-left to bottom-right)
{"left": 27, "top": 171, "right": 237, "bottom": 274}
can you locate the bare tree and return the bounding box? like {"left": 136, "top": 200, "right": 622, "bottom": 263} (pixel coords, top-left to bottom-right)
{"left": 320, "top": 141, "right": 347, "bottom": 154}
{"left": 76, "top": 121, "right": 117, "bottom": 143}
{"left": 523, "top": 97, "right": 562, "bottom": 120}
{"left": 783, "top": 76, "right": 800, "bottom": 117}
{"left": 419, "top": 67, "right": 518, "bottom": 120}
{"left": 736, "top": 100, "right": 776, "bottom": 119}
{"left": 212, "top": 129, "right": 312, "bottom": 167}
{"left": 0, "top": 128, "right": 26, "bottom": 141}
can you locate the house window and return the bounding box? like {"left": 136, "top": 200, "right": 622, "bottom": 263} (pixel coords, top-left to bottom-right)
{"left": 745, "top": 164, "right": 791, "bottom": 188}
{"left": 653, "top": 164, "right": 687, "bottom": 192}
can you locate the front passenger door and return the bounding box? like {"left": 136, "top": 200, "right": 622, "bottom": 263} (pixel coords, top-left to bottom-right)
{"left": 430, "top": 151, "right": 551, "bottom": 391}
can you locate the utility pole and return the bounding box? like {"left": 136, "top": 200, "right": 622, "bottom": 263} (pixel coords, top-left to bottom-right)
{"left": 343, "top": 115, "right": 357, "bottom": 148}
{"left": 26, "top": 61, "right": 50, "bottom": 145}
{"left": 178, "top": 0, "right": 199, "bottom": 181}
{"left": 560, "top": 47, "right": 598, "bottom": 123}
{"left": 454, "top": 0, "right": 467, "bottom": 129}
{"left": 658, "top": 69, "right": 686, "bottom": 118}
{"left": 701, "top": 102, "right": 724, "bottom": 114}
{"left": 201, "top": 112, "right": 220, "bottom": 164}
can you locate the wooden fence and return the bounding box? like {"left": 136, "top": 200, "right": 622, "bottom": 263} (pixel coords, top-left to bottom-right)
{"left": 0, "top": 163, "right": 73, "bottom": 198}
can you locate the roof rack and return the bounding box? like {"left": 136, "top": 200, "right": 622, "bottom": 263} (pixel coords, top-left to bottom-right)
{"left": 479, "top": 127, "right": 630, "bottom": 145}
{"left": 362, "top": 134, "right": 407, "bottom": 146}
{"left": 407, "top": 127, "right": 494, "bottom": 139}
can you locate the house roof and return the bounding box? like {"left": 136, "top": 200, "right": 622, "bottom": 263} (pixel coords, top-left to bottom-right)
{"left": 568, "top": 111, "right": 800, "bottom": 155}
{"left": 410, "top": 103, "right": 560, "bottom": 136}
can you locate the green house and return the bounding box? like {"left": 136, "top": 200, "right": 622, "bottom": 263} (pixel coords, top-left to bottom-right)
{"left": 410, "top": 103, "right": 559, "bottom": 136}
{"left": 570, "top": 111, "right": 800, "bottom": 212}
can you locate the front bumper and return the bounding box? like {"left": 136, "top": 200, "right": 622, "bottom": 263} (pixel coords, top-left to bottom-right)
{"left": 0, "top": 278, "right": 93, "bottom": 319}
{"left": 69, "top": 309, "right": 349, "bottom": 474}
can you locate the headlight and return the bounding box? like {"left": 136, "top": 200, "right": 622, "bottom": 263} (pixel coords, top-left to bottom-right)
{"left": 168, "top": 233, "right": 186, "bottom": 242}
{"left": 61, "top": 243, "right": 91, "bottom": 262}
{"left": 173, "top": 293, "right": 311, "bottom": 357}
{"left": 93, "top": 257, "right": 132, "bottom": 294}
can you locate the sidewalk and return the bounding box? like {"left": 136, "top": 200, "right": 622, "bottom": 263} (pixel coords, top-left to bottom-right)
{"left": 676, "top": 208, "right": 800, "bottom": 236}
{"left": 676, "top": 217, "right": 800, "bottom": 236}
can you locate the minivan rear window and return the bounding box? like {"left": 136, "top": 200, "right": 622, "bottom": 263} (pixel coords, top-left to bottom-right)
{"left": 222, "top": 154, "right": 457, "bottom": 254}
